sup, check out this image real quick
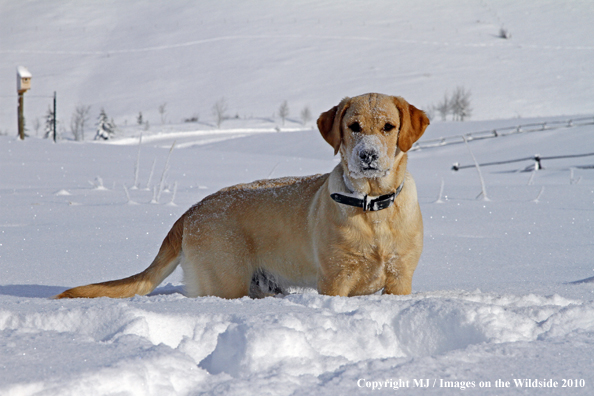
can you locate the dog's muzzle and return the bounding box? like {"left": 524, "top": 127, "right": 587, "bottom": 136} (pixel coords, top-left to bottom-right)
{"left": 348, "top": 135, "right": 390, "bottom": 178}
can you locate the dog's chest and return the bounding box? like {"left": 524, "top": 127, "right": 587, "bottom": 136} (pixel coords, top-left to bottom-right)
{"left": 348, "top": 215, "right": 403, "bottom": 276}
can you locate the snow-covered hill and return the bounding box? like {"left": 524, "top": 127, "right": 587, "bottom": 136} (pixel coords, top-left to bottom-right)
{"left": 1, "top": 1, "right": 594, "bottom": 395}
{"left": 2, "top": 0, "right": 594, "bottom": 136}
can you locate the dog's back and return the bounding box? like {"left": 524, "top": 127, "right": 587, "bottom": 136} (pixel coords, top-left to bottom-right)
{"left": 181, "top": 174, "right": 329, "bottom": 298}
{"left": 55, "top": 174, "right": 329, "bottom": 299}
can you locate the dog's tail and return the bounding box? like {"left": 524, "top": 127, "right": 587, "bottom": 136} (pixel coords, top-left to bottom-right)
{"left": 54, "top": 215, "right": 185, "bottom": 299}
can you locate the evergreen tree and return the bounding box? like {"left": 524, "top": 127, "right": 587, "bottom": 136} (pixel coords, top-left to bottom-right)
{"left": 43, "top": 106, "right": 55, "bottom": 139}
{"left": 95, "top": 108, "right": 116, "bottom": 140}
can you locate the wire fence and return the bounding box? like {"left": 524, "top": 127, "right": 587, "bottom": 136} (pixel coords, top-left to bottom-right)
{"left": 0, "top": 95, "right": 55, "bottom": 98}
{"left": 451, "top": 151, "right": 594, "bottom": 171}
{"left": 411, "top": 116, "right": 594, "bottom": 151}
{"left": 409, "top": 116, "right": 594, "bottom": 171}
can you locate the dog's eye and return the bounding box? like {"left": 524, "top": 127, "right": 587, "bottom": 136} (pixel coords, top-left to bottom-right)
{"left": 348, "top": 122, "right": 362, "bottom": 133}
{"left": 383, "top": 123, "right": 396, "bottom": 133}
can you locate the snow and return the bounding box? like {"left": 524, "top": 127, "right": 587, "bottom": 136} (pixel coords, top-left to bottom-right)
{"left": 1, "top": 1, "right": 594, "bottom": 395}
{"left": 2, "top": 0, "right": 594, "bottom": 131}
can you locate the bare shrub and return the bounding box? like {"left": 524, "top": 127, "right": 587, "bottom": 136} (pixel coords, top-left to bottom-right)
{"left": 451, "top": 86, "right": 472, "bottom": 121}
{"left": 184, "top": 114, "right": 199, "bottom": 123}
{"left": 159, "top": 103, "right": 167, "bottom": 124}
{"left": 432, "top": 87, "right": 472, "bottom": 121}
{"left": 498, "top": 27, "right": 511, "bottom": 39}
{"left": 212, "top": 98, "right": 229, "bottom": 128}
{"left": 300, "top": 106, "right": 312, "bottom": 125}
{"left": 278, "top": 100, "right": 289, "bottom": 126}
{"left": 71, "top": 105, "right": 91, "bottom": 141}
{"left": 436, "top": 93, "right": 452, "bottom": 121}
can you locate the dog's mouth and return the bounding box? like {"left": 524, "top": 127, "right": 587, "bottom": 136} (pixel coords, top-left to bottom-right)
{"left": 347, "top": 154, "right": 391, "bottom": 179}
{"left": 348, "top": 166, "right": 390, "bottom": 179}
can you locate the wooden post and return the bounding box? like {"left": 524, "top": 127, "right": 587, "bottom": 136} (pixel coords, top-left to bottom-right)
{"left": 53, "top": 91, "right": 57, "bottom": 142}
{"left": 18, "top": 92, "right": 25, "bottom": 140}
{"left": 16, "top": 67, "right": 32, "bottom": 140}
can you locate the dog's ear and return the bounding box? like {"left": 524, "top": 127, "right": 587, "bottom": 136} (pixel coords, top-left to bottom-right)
{"left": 317, "top": 98, "right": 350, "bottom": 155}
{"left": 393, "top": 96, "right": 430, "bottom": 152}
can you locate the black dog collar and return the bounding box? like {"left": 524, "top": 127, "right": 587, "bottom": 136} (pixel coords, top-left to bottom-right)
{"left": 330, "top": 180, "right": 404, "bottom": 212}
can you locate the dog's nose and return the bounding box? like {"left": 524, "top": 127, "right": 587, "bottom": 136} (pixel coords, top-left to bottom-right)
{"left": 359, "top": 149, "right": 378, "bottom": 165}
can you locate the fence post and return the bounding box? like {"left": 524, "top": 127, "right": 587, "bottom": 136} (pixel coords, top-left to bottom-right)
{"left": 534, "top": 155, "right": 542, "bottom": 170}
{"left": 53, "top": 91, "right": 57, "bottom": 143}
{"left": 17, "top": 93, "right": 25, "bottom": 140}
{"left": 16, "top": 66, "right": 32, "bottom": 140}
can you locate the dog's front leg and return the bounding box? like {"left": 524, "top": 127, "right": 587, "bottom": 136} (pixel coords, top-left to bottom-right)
{"left": 318, "top": 277, "right": 353, "bottom": 297}
{"left": 317, "top": 263, "right": 359, "bottom": 297}
{"left": 383, "top": 271, "right": 413, "bottom": 295}
{"left": 382, "top": 254, "right": 419, "bottom": 295}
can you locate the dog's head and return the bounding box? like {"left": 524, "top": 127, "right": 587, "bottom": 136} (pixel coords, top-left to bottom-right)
{"left": 317, "top": 93, "right": 429, "bottom": 180}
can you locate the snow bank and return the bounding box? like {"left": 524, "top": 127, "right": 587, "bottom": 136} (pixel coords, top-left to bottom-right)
{"left": 1, "top": 290, "right": 593, "bottom": 395}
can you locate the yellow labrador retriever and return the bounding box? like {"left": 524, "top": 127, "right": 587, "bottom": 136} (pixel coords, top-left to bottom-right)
{"left": 55, "top": 93, "right": 429, "bottom": 299}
